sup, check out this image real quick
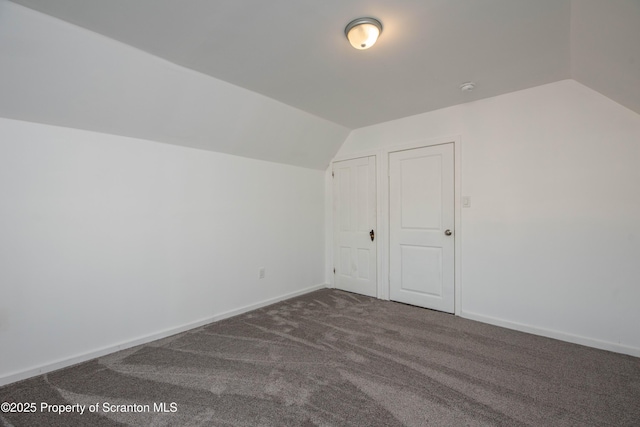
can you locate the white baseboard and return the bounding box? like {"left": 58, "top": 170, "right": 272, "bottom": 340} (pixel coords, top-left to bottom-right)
{"left": 460, "top": 310, "right": 640, "bottom": 358}
{"left": 0, "top": 283, "right": 328, "bottom": 387}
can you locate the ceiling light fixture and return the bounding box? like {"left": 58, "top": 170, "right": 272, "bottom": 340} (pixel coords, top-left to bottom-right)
{"left": 345, "top": 17, "right": 383, "bottom": 50}
{"left": 460, "top": 82, "right": 476, "bottom": 92}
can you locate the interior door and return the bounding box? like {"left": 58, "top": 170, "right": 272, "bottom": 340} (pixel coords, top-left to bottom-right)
{"left": 389, "top": 144, "right": 454, "bottom": 312}
{"left": 333, "top": 156, "right": 377, "bottom": 297}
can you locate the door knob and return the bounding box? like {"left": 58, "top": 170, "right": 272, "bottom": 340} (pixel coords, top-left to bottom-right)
{"left": 370, "top": 229, "right": 375, "bottom": 241}
{"left": 444, "top": 229, "right": 452, "bottom": 236}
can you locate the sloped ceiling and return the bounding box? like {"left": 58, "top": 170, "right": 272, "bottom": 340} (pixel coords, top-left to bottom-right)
{"left": 570, "top": 0, "right": 640, "bottom": 118}
{"left": 0, "top": 0, "right": 350, "bottom": 170}
{"left": 2, "top": 0, "right": 639, "bottom": 169}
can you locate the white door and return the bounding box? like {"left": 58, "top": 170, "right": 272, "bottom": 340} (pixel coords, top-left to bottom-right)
{"left": 333, "top": 156, "right": 377, "bottom": 297}
{"left": 389, "top": 144, "right": 454, "bottom": 312}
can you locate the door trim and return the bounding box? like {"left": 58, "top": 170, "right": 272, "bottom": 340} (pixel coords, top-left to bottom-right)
{"left": 382, "top": 135, "right": 462, "bottom": 315}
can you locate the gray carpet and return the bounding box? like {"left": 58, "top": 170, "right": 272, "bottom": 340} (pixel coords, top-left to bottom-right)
{"left": 1, "top": 289, "right": 639, "bottom": 426}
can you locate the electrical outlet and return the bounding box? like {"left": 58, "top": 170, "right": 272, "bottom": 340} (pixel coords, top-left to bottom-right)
{"left": 259, "top": 267, "right": 265, "bottom": 279}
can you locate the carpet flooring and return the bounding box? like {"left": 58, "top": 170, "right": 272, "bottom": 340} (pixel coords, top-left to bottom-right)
{"left": 1, "top": 289, "right": 639, "bottom": 426}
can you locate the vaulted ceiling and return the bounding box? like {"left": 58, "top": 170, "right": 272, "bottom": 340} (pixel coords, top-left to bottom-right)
{"left": 2, "top": 0, "right": 640, "bottom": 168}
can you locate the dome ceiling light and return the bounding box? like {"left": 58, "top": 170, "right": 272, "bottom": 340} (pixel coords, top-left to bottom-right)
{"left": 460, "top": 82, "right": 476, "bottom": 92}
{"left": 345, "top": 17, "right": 383, "bottom": 50}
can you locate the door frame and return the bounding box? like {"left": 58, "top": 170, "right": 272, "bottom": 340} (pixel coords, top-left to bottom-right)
{"left": 383, "top": 136, "right": 462, "bottom": 315}
{"left": 328, "top": 134, "right": 461, "bottom": 315}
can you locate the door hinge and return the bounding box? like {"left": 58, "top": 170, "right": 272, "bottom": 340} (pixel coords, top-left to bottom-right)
{"left": 333, "top": 268, "right": 336, "bottom": 274}
{"left": 332, "top": 171, "right": 334, "bottom": 178}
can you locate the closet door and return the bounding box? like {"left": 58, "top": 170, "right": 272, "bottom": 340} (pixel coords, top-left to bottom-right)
{"left": 333, "top": 156, "right": 377, "bottom": 297}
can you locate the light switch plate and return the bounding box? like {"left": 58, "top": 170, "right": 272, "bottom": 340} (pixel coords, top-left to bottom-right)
{"left": 462, "top": 196, "right": 471, "bottom": 208}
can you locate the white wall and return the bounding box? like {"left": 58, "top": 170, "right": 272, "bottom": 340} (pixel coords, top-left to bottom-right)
{"left": 335, "top": 80, "right": 640, "bottom": 356}
{"left": 0, "top": 118, "right": 326, "bottom": 385}
{"left": 0, "top": 0, "right": 349, "bottom": 170}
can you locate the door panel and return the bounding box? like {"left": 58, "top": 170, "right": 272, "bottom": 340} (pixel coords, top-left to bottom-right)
{"left": 389, "top": 144, "right": 454, "bottom": 312}
{"left": 333, "top": 156, "right": 377, "bottom": 297}
{"left": 401, "top": 155, "right": 442, "bottom": 229}
{"left": 400, "top": 245, "right": 442, "bottom": 295}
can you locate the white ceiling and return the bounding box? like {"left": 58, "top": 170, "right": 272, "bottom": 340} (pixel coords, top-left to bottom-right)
{"left": 570, "top": 0, "right": 640, "bottom": 119}
{"left": 7, "top": 0, "right": 579, "bottom": 129}
{"left": 3, "top": 0, "right": 639, "bottom": 170}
